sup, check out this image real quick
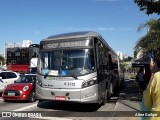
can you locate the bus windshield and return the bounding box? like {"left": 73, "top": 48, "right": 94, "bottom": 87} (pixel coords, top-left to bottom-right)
{"left": 38, "top": 49, "right": 95, "bottom": 77}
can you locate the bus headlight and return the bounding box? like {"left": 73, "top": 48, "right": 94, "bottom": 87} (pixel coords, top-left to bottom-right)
{"left": 82, "top": 77, "right": 97, "bottom": 88}
{"left": 23, "top": 86, "right": 29, "bottom": 91}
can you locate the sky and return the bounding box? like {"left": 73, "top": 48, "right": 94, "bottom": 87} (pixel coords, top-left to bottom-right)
{"left": 0, "top": 0, "right": 159, "bottom": 57}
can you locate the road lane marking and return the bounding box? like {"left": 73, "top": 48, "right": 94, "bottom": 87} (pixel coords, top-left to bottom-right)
{"left": 13, "top": 103, "right": 38, "bottom": 111}
{"left": 12, "top": 101, "right": 72, "bottom": 120}
{"left": 13, "top": 101, "right": 48, "bottom": 111}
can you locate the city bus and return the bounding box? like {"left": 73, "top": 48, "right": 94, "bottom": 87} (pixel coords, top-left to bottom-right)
{"left": 36, "top": 31, "right": 123, "bottom": 105}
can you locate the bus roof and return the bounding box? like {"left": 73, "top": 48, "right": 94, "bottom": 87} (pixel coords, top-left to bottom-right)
{"left": 41, "top": 31, "right": 117, "bottom": 56}
{"left": 42, "top": 31, "right": 100, "bottom": 41}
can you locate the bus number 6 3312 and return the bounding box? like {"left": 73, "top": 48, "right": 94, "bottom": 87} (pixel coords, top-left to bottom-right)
{"left": 64, "top": 82, "right": 75, "bottom": 86}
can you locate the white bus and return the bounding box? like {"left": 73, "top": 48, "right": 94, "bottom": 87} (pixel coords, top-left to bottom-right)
{"left": 36, "top": 31, "right": 124, "bottom": 105}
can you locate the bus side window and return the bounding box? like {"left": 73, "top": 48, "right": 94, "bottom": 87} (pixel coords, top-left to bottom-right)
{"left": 98, "top": 41, "right": 106, "bottom": 77}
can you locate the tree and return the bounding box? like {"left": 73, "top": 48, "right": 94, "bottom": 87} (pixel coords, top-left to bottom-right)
{"left": 134, "top": 51, "right": 137, "bottom": 58}
{"left": 122, "top": 56, "right": 133, "bottom": 62}
{"left": 0, "top": 55, "right": 4, "bottom": 65}
{"left": 134, "top": 0, "right": 160, "bottom": 15}
{"left": 135, "top": 19, "right": 160, "bottom": 57}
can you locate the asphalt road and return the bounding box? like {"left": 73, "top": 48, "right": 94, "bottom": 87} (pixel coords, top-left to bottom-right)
{"left": 0, "top": 76, "right": 141, "bottom": 120}
{"left": 0, "top": 94, "right": 119, "bottom": 120}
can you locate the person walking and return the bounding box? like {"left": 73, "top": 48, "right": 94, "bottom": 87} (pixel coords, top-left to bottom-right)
{"left": 136, "top": 68, "right": 145, "bottom": 94}
{"left": 140, "top": 56, "right": 160, "bottom": 120}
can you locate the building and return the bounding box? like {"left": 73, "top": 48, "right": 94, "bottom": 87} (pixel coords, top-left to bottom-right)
{"left": 14, "top": 43, "right": 21, "bottom": 47}
{"left": 22, "top": 40, "right": 32, "bottom": 47}
{"left": 4, "top": 40, "right": 32, "bottom": 59}
{"left": 4, "top": 40, "right": 39, "bottom": 73}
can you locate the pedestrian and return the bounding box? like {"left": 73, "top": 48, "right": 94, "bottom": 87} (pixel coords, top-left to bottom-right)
{"left": 136, "top": 68, "right": 145, "bottom": 94}
{"left": 140, "top": 55, "right": 160, "bottom": 120}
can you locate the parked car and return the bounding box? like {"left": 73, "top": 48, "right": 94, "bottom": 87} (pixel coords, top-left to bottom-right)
{"left": 2, "top": 74, "right": 36, "bottom": 102}
{"left": 0, "top": 71, "right": 20, "bottom": 93}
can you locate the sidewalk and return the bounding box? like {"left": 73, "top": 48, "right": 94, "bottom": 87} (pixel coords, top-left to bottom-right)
{"left": 113, "top": 78, "right": 142, "bottom": 120}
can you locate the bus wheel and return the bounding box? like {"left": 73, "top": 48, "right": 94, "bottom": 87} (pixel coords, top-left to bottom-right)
{"left": 102, "top": 89, "right": 108, "bottom": 105}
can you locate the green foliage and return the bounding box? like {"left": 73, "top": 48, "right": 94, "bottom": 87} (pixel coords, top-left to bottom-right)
{"left": 134, "top": 19, "right": 160, "bottom": 57}
{"left": 129, "top": 74, "right": 136, "bottom": 79}
{"left": 0, "top": 55, "right": 4, "bottom": 65}
{"left": 134, "top": 0, "right": 160, "bottom": 15}
{"left": 121, "top": 61, "right": 127, "bottom": 66}
{"left": 122, "top": 56, "right": 133, "bottom": 62}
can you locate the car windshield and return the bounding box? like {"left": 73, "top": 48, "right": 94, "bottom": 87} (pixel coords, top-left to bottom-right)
{"left": 38, "top": 49, "right": 96, "bottom": 76}
{"left": 16, "top": 76, "right": 36, "bottom": 83}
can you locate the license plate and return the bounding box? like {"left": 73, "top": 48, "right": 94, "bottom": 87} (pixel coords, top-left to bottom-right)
{"left": 8, "top": 93, "right": 15, "bottom": 96}
{"left": 55, "top": 96, "right": 66, "bottom": 101}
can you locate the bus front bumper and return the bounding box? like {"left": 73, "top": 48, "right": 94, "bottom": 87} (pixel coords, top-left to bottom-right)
{"left": 36, "top": 85, "right": 99, "bottom": 103}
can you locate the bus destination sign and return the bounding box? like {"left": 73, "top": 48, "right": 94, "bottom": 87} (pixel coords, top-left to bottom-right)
{"left": 43, "top": 40, "right": 90, "bottom": 49}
